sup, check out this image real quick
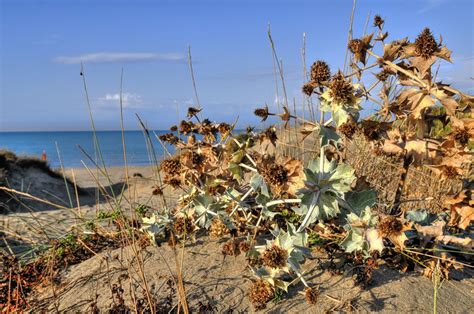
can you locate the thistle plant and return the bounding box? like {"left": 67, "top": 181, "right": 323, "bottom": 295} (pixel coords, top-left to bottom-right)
{"left": 134, "top": 16, "right": 472, "bottom": 309}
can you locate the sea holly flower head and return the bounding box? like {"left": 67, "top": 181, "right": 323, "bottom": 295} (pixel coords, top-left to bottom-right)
{"left": 320, "top": 71, "right": 363, "bottom": 126}
{"left": 251, "top": 224, "right": 310, "bottom": 292}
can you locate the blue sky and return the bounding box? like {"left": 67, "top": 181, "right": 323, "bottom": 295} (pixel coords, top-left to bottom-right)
{"left": 1, "top": 0, "right": 473, "bottom": 131}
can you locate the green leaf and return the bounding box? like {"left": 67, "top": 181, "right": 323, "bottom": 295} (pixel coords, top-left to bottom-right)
{"left": 340, "top": 229, "right": 364, "bottom": 253}
{"left": 406, "top": 210, "right": 428, "bottom": 222}
{"left": 318, "top": 125, "right": 341, "bottom": 147}
{"left": 229, "top": 162, "right": 242, "bottom": 181}
{"left": 250, "top": 174, "right": 270, "bottom": 198}
{"left": 333, "top": 106, "right": 350, "bottom": 127}
{"left": 193, "top": 194, "right": 218, "bottom": 228}
{"left": 274, "top": 279, "right": 290, "bottom": 292}
{"left": 346, "top": 190, "right": 377, "bottom": 214}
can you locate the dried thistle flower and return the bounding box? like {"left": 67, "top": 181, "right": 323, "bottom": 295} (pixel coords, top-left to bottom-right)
{"left": 260, "top": 163, "right": 288, "bottom": 189}
{"left": 254, "top": 106, "right": 270, "bottom": 121}
{"left": 257, "top": 155, "right": 303, "bottom": 196}
{"left": 375, "top": 69, "right": 392, "bottom": 82}
{"left": 222, "top": 239, "right": 240, "bottom": 256}
{"left": 415, "top": 28, "right": 439, "bottom": 59}
{"left": 373, "top": 15, "right": 384, "bottom": 29}
{"left": 164, "top": 177, "right": 182, "bottom": 189}
{"left": 198, "top": 119, "right": 218, "bottom": 142}
{"left": 378, "top": 216, "right": 411, "bottom": 249}
{"left": 453, "top": 129, "right": 469, "bottom": 146}
{"left": 190, "top": 151, "right": 204, "bottom": 167}
{"left": 348, "top": 35, "right": 373, "bottom": 64}
{"left": 259, "top": 127, "right": 278, "bottom": 146}
{"left": 170, "top": 125, "right": 178, "bottom": 132}
{"left": 338, "top": 120, "right": 358, "bottom": 139}
{"left": 152, "top": 186, "right": 163, "bottom": 196}
{"left": 423, "top": 253, "right": 455, "bottom": 280}
{"left": 302, "top": 82, "right": 316, "bottom": 96}
{"left": 378, "top": 216, "right": 403, "bottom": 237}
{"left": 328, "top": 71, "right": 355, "bottom": 105}
{"left": 179, "top": 120, "right": 194, "bottom": 135}
{"left": 209, "top": 218, "right": 230, "bottom": 238}
{"left": 310, "top": 60, "right": 331, "bottom": 84}
{"left": 159, "top": 133, "right": 179, "bottom": 145}
{"left": 160, "top": 157, "right": 181, "bottom": 176}
{"left": 239, "top": 240, "right": 251, "bottom": 253}
{"left": 262, "top": 245, "right": 288, "bottom": 269}
{"left": 174, "top": 216, "right": 195, "bottom": 236}
{"left": 305, "top": 287, "right": 319, "bottom": 305}
{"left": 218, "top": 122, "right": 232, "bottom": 136}
{"left": 349, "top": 39, "right": 364, "bottom": 54}
{"left": 248, "top": 280, "right": 274, "bottom": 310}
{"left": 187, "top": 106, "right": 202, "bottom": 119}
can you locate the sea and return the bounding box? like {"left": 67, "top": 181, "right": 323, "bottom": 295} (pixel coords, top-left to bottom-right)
{"left": 0, "top": 131, "right": 172, "bottom": 168}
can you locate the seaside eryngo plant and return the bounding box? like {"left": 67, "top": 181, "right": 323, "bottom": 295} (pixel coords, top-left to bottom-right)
{"left": 136, "top": 15, "right": 472, "bottom": 311}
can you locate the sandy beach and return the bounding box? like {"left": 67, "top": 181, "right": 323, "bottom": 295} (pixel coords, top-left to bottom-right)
{"left": 1, "top": 165, "right": 172, "bottom": 253}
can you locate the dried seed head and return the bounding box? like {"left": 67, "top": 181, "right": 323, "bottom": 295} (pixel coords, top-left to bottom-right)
{"left": 302, "top": 82, "right": 316, "bottom": 96}
{"left": 378, "top": 216, "right": 403, "bottom": 237}
{"left": 415, "top": 28, "right": 439, "bottom": 59}
{"left": 329, "top": 71, "right": 354, "bottom": 104}
{"left": 266, "top": 164, "right": 287, "bottom": 187}
{"left": 190, "top": 151, "right": 204, "bottom": 167}
{"left": 453, "top": 129, "right": 469, "bottom": 146}
{"left": 179, "top": 120, "right": 194, "bottom": 135}
{"left": 170, "top": 125, "right": 178, "bottom": 132}
{"left": 218, "top": 122, "right": 232, "bottom": 135}
{"left": 338, "top": 120, "right": 358, "bottom": 139}
{"left": 165, "top": 177, "right": 182, "bottom": 188}
{"left": 209, "top": 218, "right": 230, "bottom": 238}
{"left": 152, "top": 186, "right": 163, "bottom": 196}
{"left": 262, "top": 245, "right": 288, "bottom": 269}
{"left": 161, "top": 158, "right": 181, "bottom": 176}
{"left": 248, "top": 280, "right": 274, "bottom": 310}
{"left": 222, "top": 239, "right": 240, "bottom": 256}
{"left": 187, "top": 107, "right": 201, "bottom": 119}
{"left": 198, "top": 119, "right": 217, "bottom": 140}
{"left": 254, "top": 106, "right": 270, "bottom": 121}
{"left": 173, "top": 216, "right": 195, "bottom": 236}
{"left": 373, "top": 15, "right": 384, "bottom": 28}
{"left": 305, "top": 287, "right": 319, "bottom": 305}
{"left": 260, "top": 127, "right": 278, "bottom": 146}
{"left": 310, "top": 60, "right": 331, "bottom": 84}
{"left": 349, "top": 39, "right": 364, "bottom": 53}
{"left": 159, "top": 133, "right": 179, "bottom": 145}
{"left": 258, "top": 157, "right": 289, "bottom": 190}
{"left": 375, "top": 69, "right": 392, "bottom": 82}
{"left": 239, "top": 240, "right": 251, "bottom": 253}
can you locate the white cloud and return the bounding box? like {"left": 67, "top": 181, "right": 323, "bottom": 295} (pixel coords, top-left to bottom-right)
{"left": 54, "top": 52, "right": 185, "bottom": 64}
{"left": 97, "top": 92, "right": 143, "bottom": 109}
